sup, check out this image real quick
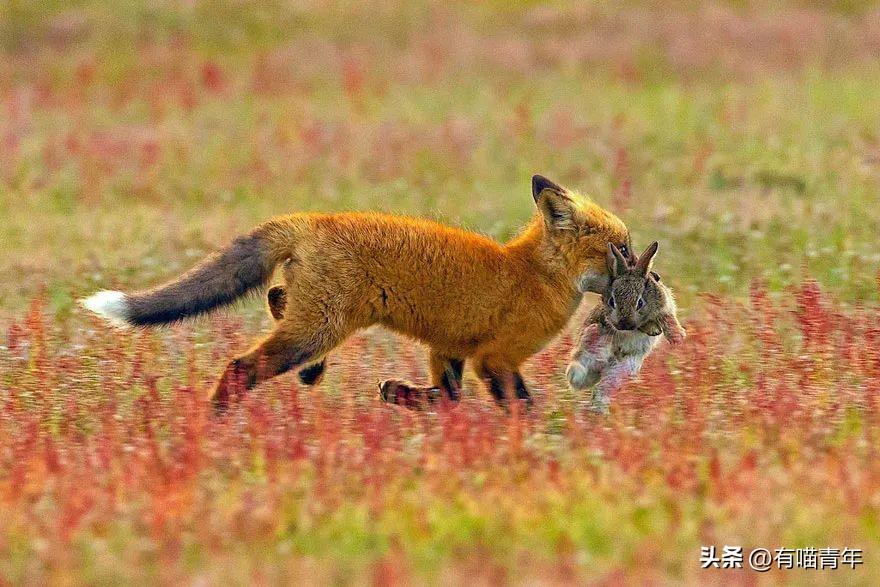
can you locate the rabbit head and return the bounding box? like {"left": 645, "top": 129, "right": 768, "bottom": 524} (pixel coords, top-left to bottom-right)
{"left": 603, "top": 241, "right": 685, "bottom": 343}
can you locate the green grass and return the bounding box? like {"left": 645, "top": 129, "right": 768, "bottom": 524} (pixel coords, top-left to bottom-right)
{"left": 3, "top": 3, "right": 880, "bottom": 318}
{"left": 2, "top": 1, "right": 880, "bottom": 584}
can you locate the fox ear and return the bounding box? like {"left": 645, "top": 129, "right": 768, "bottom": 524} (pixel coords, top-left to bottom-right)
{"left": 635, "top": 241, "right": 659, "bottom": 276}
{"left": 532, "top": 175, "right": 576, "bottom": 231}
{"left": 607, "top": 243, "right": 628, "bottom": 277}
{"left": 532, "top": 175, "right": 565, "bottom": 200}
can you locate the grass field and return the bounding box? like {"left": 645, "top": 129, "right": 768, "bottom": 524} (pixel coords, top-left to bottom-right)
{"left": 2, "top": 1, "right": 880, "bottom": 584}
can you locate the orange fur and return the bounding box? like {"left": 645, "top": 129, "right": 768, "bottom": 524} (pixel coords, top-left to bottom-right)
{"left": 212, "top": 176, "right": 629, "bottom": 410}
{"left": 82, "top": 175, "right": 630, "bottom": 411}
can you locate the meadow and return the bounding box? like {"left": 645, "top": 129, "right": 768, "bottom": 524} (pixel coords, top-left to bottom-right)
{"left": 2, "top": 1, "right": 880, "bottom": 583}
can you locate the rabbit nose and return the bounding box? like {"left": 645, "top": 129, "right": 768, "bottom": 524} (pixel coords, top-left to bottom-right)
{"left": 617, "top": 318, "right": 636, "bottom": 331}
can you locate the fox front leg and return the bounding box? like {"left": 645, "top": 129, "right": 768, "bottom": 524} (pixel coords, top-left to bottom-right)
{"left": 471, "top": 359, "right": 532, "bottom": 409}
{"left": 486, "top": 371, "right": 532, "bottom": 407}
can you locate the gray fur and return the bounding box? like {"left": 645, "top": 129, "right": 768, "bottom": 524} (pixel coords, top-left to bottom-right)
{"left": 566, "top": 242, "right": 684, "bottom": 413}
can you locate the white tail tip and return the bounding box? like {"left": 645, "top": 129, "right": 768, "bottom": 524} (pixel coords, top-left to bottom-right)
{"left": 79, "top": 290, "right": 130, "bottom": 327}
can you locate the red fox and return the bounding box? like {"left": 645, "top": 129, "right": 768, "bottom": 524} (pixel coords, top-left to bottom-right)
{"left": 80, "top": 175, "right": 631, "bottom": 411}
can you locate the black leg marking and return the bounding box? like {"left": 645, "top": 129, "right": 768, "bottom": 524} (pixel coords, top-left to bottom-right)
{"left": 512, "top": 372, "right": 533, "bottom": 404}
{"left": 274, "top": 348, "right": 312, "bottom": 378}
{"left": 298, "top": 360, "right": 326, "bottom": 386}
{"left": 488, "top": 371, "right": 533, "bottom": 406}
{"left": 487, "top": 373, "right": 507, "bottom": 403}
{"left": 440, "top": 358, "right": 464, "bottom": 401}
{"left": 267, "top": 285, "right": 287, "bottom": 320}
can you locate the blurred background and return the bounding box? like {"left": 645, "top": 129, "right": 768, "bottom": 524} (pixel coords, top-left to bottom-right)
{"left": 5, "top": 3, "right": 880, "bottom": 584}
{"left": 1, "top": 0, "right": 880, "bottom": 316}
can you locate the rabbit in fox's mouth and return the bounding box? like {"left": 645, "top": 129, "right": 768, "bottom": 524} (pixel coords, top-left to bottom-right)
{"left": 566, "top": 241, "right": 686, "bottom": 414}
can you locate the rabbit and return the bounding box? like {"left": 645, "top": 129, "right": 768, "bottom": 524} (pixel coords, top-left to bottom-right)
{"left": 566, "top": 241, "right": 685, "bottom": 414}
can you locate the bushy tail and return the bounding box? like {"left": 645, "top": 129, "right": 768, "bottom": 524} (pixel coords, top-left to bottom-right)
{"left": 80, "top": 218, "right": 301, "bottom": 327}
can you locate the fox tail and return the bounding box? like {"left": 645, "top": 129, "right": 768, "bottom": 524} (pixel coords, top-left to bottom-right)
{"left": 80, "top": 217, "right": 302, "bottom": 327}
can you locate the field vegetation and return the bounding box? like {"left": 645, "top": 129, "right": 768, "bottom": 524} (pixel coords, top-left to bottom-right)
{"left": 2, "top": 1, "right": 880, "bottom": 583}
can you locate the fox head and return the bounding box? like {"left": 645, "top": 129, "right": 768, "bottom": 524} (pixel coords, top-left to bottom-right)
{"left": 529, "top": 175, "right": 631, "bottom": 295}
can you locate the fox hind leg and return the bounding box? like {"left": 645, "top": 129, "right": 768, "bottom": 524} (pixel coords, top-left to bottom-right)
{"left": 297, "top": 359, "right": 326, "bottom": 385}
{"left": 266, "top": 284, "right": 328, "bottom": 387}
{"left": 211, "top": 317, "right": 345, "bottom": 413}
{"left": 267, "top": 285, "right": 287, "bottom": 320}
{"left": 379, "top": 351, "right": 464, "bottom": 408}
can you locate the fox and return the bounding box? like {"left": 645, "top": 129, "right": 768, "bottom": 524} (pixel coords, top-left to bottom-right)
{"left": 80, "top": 175, "right": 631, "bottom": 412}
{"left": 566, "top": 241, "right": 685, "bottom": 413}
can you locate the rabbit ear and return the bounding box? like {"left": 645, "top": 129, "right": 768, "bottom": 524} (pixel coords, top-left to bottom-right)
{"left": 659, "top": 313, "right": 686, "bottom": 345}
{"left": 607, "top": 243, "right": 629, "bottom": 277}
{"left": 624, "top": 240, "right": 638, "bottom": 265}
{"left": 634, "top": 241, "right": 659, "bottom": 276}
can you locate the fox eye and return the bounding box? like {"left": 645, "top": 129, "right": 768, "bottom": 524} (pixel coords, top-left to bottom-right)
{"left": 618, "top": 244, "right": 629, "bottom": 259}
{"left": 637, "top": 297, "right": 645, "bottom": 310}
{"left": 608, "top": 295, "right": 616, "bottom": 309}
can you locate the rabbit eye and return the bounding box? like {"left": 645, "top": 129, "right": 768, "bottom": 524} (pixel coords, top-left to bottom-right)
{"left": 637, "top": 297, "right": 645, "bottom": 310}
{"left": 618, "top": 244, "right": 629, "bottom": 259}
{"left": 608, "top": 295, "right": 616, "bottom": 309}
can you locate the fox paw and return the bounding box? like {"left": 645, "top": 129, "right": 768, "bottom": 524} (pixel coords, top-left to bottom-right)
{"left": 379, "top": 380, "right": 442, "bottom": 409}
